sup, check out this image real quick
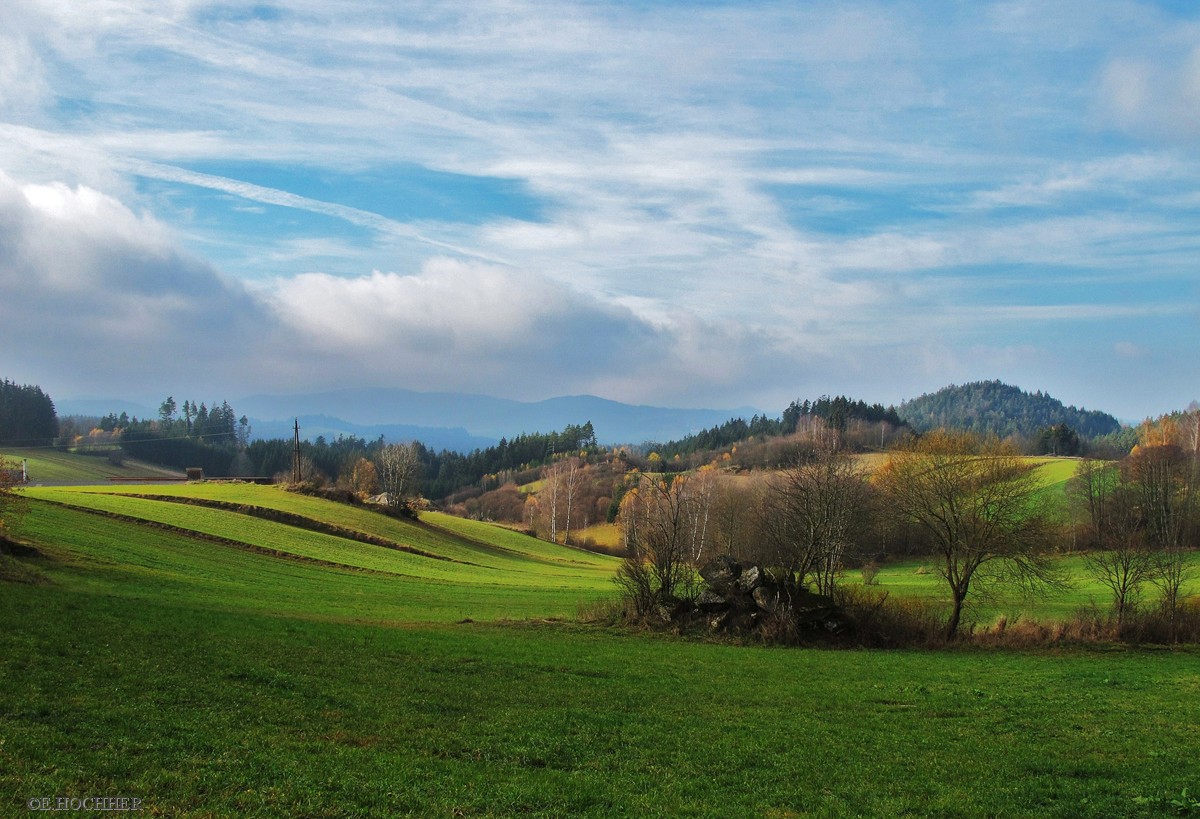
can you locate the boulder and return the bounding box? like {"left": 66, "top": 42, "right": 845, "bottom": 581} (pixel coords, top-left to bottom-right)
{"left": 696, "top": 589, "right": 729, "bottom": 612}
{"left": 751, "top": 585, "right": 781, "bottom": 612}
{"left": 699, "top": 554, "right": 740, "bottom": 591}
{"left": 692, "top": 556, "right": 851, "bottom": 641}
{"left": 736, "top": 564, "right": 764, "bottom": 593}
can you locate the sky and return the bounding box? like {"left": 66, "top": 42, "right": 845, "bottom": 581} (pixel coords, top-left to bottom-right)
{"left": 0, "top": 0, "right": 1198, "bottom": 422}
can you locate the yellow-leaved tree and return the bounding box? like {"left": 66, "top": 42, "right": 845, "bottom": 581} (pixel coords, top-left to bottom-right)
{"left": 877, "top": 431, "right": 1059, "bottom": 639}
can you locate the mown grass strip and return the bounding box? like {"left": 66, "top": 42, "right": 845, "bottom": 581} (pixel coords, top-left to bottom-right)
{"left": 29, "top": 495, "right": 403, "bottom": 577}
{"left": 1, "top": 447, "right": 183, "bottom": 482}
{"left": 11, "top": 500, "right": 614, "bottom": 623}
{"left": 119, "top": 493, "right": 470, "bottom": 564}
{"left": 84, "top": 483, "right": 619, "bottom": 572}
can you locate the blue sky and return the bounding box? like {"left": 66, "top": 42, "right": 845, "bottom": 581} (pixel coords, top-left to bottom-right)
{"left": 0, "top": 0, "right": 1197, "bottom": 421}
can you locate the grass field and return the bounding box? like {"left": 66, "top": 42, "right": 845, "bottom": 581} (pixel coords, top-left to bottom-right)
{"left": 1, "top": 447, "right": 184, "bottom": 483}
{"left": 17, "top": 485, "right": 619, "bottom": 623}
{"left": 3, "top": 481, "right": 1198, "bottom": 817}
{"left": 852, "top": 553, "right": 1200, "bottom": 625}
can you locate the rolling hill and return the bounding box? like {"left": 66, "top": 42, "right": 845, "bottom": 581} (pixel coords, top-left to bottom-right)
{"left": 899, "top": 380, "right": 1121, "bottom": 439}
{"left": 1, "top": 447, "right": 185, "bottom": 484}
{"left": 3, "top": 480, "right": 1197, "bottom": 816}
{"left": 19, "top": 483, "right": 619, "bottom": 622}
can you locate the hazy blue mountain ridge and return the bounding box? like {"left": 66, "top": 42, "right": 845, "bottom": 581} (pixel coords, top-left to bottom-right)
{"left": 236, "top": 388, "right": 763, "bottom": 449}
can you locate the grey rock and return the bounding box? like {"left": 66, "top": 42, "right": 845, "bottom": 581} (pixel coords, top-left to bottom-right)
{"left": 699, "top": 554, "right": 740, "bottom": 591}
{"left": 736, "top": 564, "right": 764, "bottom": 592}
{"left": 752, "top": 585, "right": 781, "bottom": 612}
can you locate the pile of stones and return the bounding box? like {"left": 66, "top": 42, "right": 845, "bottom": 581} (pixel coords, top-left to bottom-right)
{"left": 685, "top": 554, "right": 848, "bottom": 637}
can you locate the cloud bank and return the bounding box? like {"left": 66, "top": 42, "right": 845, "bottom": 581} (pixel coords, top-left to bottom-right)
{"left": 0, "top": 0, "right": 1197, "bottom": 419}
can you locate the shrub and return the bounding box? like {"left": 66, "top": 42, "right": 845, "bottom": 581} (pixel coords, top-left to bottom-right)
{"left": 860, "top": 561, "right": 880, "bottom": 586}
{"left": 836, "top": 586, "right": 947, "bottom": 648}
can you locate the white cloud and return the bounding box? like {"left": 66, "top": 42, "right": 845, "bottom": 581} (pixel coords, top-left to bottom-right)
{"left": 966, "top": 154, "right": 1184, "bottom": 209}
{"left": 1113, "top": 340, "right": 1149, "bottom": 359}
{"left": 1097, "top": 36, "right": 1200, "bottom": 141}
{"left": 0, "top": 33, "right": 49, "bottom": 116}
{"left": 0, "top": 170, "right": 271, "bottom": 398}
{"left": 267, "top": 261, "right": 596, "bottom": 352}
{"left": 0, "top": 1, "right": 1197, "bottom": 418}
{"left": 0, "top": 168, "right": 781, "bottom": 406}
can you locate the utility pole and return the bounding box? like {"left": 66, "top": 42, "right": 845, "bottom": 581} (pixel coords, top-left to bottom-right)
{"left": 292, "top": 418, "right": 301, "bottom": 483}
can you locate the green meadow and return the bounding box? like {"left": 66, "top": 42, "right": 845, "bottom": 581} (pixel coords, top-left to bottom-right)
{"left": 854, "top": 552, "right": 1200, "bottom": 625}
{"left": 2, "top": 482, "right": 1198, "bottom": 817}
{"left": 1, "top": 447, "right": 184, "bottom": 483}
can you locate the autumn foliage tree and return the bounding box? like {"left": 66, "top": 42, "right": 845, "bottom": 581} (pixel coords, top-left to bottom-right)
{"left": 877, "top": 430, "right": 1058, "bottom": 638}
{"left": 348, "top": 457, "right": 379, "bottom": 497}
{"left": 0, "top": 457, "right": 27, "bottom": 547}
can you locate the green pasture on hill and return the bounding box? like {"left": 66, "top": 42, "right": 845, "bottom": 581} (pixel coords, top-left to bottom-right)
{"left": 1, "top": 447, "right": 184, "bottom": 483}
{"left": 3, "top": 480, "right": 1198, "bottom": 817}
{"left": 17, "top": 485, "right": 619, "bottom": 622}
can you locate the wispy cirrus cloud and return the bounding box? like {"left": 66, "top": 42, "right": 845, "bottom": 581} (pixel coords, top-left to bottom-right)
{"left": 0, "top": 0, "right": 1198, "bottom": 418}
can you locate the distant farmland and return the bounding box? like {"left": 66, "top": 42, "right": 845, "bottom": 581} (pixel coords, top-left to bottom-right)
{"left": 1, "top": 447, "right": 184, "bottom": 483}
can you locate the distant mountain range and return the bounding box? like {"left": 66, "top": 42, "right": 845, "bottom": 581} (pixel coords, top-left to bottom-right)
{"left": 56, "top": 389, "right": 760, "bottom": 451}
{"left": 235, "top": 388, "right": 762, "bottom": 449}
{"left": 247, "top": 415, "right": 496, "bottom": 453}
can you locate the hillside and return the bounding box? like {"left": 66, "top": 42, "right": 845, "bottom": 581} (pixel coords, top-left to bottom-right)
{"left": 899, "top": 381, "right": 1121, "bottom": 439}
{"left": 19, "top": 484, "right": 619, "bottom": 621}
{"left": 3, "top": 481, "right": 1198, "bottom": 816}
{"left": 1, "top": 447, "right": 184, "bottom": 483}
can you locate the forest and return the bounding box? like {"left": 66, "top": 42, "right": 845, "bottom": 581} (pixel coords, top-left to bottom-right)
{"left": 0, "top": 380, "right": 58, "bottom": 446}
{"left": 900, "top": 379, "right": 1122, "bottom": 439}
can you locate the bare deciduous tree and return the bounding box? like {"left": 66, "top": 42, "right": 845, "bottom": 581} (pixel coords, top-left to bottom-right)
{"left": 1124, "top": 443, "right": 1197, "bottom": 640}
{"left": 0, "top": 457, "right": 27, "bottom": 545}
{"left": 538, "top": 458, "right": 579, "bottom": 544}
{"left": 614, "top": 472, "right": 695, "bottom": 619}
{"left": 377, "top": 442, "right": 421, "bottom": 515}
{"left": 1067, "top": 459, "right": 1121, "bottom": 551}
{"left": 533, "top": 458, "right": 592, "bottom": 544}
{"left": 685, "top": 464, "right": 718, "bottom": 564}
{"left": 878, "top": 431, "right": 1058, "bottom": 639}
{"left": 1070, "top": 459, "right": 1155, "bottom": 630}
{"left": 763, "top": 441, "right": 870, "bottom": 598}
{"left": 710, "top": 474, "right": 762, "bottom": 560}
{"left": 1084, "top": 487, "right": 1157, "bottom": 631}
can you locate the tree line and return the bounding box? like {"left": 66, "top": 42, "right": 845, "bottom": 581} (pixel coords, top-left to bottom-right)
{"left": 611, "top": 410, "right": 1199, "bottom": 643}
{"left": 0, "top": 380, "right": 58, "bottom": 446}
{"left": 648, "top": 395, "right": 908, "bottom": 462}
